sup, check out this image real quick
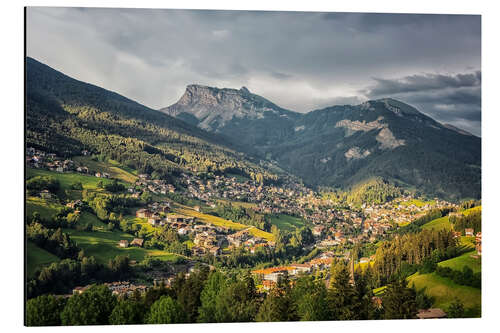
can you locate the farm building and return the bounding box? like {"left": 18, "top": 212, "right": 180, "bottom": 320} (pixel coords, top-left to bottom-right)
{"left": 118, "top": 240, "right": 129, "bottom": 248}
{"left": 136, "top": 208, "right": 152, "bottom": 218}
{"left": 167, "top": 214, "right": 195, "bottom": 224}
{"left": 130, "top": 238, "right": 144, "bottom": 247}
{"left": 148, "top": 216, "right": 162, "bottom": 226}
{"left": 416, "top": 308, "right": 447, "bottom": 319}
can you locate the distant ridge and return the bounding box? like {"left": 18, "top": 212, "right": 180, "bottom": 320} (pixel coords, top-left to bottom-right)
{"left": 161, "top": 84, "right": 481, "bottom": 200}
{"left": 443, "top": 123, "right": 475, "bottom": 137}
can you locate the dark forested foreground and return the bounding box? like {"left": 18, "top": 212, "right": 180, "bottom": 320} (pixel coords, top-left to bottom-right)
{"left": 24, "top": 262, "right": 431, "bottom": 326}
{"left": 26, "top": 225, "right": 479, "bottom": 326}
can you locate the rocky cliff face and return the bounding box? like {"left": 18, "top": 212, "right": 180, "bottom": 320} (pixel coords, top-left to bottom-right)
{"left": 162, "top": 84, "right": 297, "bottom": 132}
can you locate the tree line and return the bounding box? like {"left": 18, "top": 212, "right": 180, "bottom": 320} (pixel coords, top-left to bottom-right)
{"left": 26, "top": 259, "right": 431, "bottom": 326}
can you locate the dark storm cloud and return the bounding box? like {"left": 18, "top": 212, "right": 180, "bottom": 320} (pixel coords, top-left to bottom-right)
{"left": 365, "top": 72, "right": 481, "bottom": 96}
{"left": 363, "top": 72, "right": 481, "bottom": 135}
{"left": 26, "top": 7, "right": 480, "bottom": 135}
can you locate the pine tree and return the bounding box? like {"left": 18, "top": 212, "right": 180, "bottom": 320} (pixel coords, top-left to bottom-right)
{"left": 382, "top": 278, "right": 418, "bottom": 319}
{"left": 328, "top": 261, "right": 359, "bottom": 320}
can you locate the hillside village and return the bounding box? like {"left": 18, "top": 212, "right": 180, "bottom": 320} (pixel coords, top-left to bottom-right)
{"left": 26, "top": 147, "right": 464, "bottom": 261}
{"left": 26, "top": 146, "right": 482, "bottom": 321}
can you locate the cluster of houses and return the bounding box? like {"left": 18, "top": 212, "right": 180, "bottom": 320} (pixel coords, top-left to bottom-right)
{"left": 134, "top": 203, "right": 275, "bottom": 257}
{"left": 26, "top": 147, "right": 110, "bottom": 178}
{"left": 26, "top": 147, "right": 75, "bottom": 172}
{"left": 130, "top": 174, "right": 176, "bottom": 197}
{"left": 362, "top": 196, "right": 457, "bottom": 226}
{"left": 251, "top": 251, "right": 356, "bottom": 290}
{"left": 72, "top": 281, "right": 148, "bottom": 297}
{"left": 27, "top": 148, "right": 472, "bottom": 267}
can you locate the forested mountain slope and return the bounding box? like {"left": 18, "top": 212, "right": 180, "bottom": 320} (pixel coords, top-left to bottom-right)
{"left": 163, "top": 86, "right": 481, "bottom": 200}
{"left": 26, "top": 57, "right": 281, "bottom": 183}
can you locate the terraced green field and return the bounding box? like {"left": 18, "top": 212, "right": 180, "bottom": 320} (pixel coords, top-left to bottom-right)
{"left": 26, "top": 241, "right": 60, "bottom": 277}
{"left": 439, "top": 251, "right": 481, "bottom": 273}
{"left": 408, "top": 272, "right": 481, "bottom": 310}
{"left": 269, "top": 214, "right": 305, "bottom": 231}
{"left": 64, "top": 229, "right": 181, "bottom": 264}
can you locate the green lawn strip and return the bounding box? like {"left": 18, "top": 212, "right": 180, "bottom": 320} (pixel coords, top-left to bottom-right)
{"left": 422, "top": 215, "right": 452, "bottom": 231}
{"left": 27, "top": 168, "right": 122, "bottom": 190}
{"left": 26, "top": 241, "right": 60, "bottom": 278}
{"left": 408, "top": 272, "right": 481, "bottom": 309}
{"left": 399, "top": 199, "right": 436, "bottom": 208}
{"left": 269, "top": 214, "right": 305, "bottom": 232}
{"left": 64, "top": 229, "right": 180, "bottom": 264}
{"left": 438, "top": 251, "right": 481, "bottom": 273}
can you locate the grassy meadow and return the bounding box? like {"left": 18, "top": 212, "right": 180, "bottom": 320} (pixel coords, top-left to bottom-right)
{"left": 422, "top": 215, "right": 452, "bottom": 231}
{"left": 64, "top": 229, "right": 181, "bottom": 264}
{"left": 27, "top": 168, "right": 125, "bottom": 190}
{"left": 73, "top": 156, "right": 137, "bottom": 183}
{"left": 269, "top": 214, "right": 306, "bottom": 232}
{"left": 421, "top": 205, "right": 481, "bottom": 232}
{"left": 438, "top": 251, "right": 481, "bottom": 273}
{"left": 408, "top": 272, "right": 481, "bottom": 311}
{"left": 26, "top": 241, "right": 60, "bottom": 277}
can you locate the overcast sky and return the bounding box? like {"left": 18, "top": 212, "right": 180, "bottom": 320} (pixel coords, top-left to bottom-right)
{"left": 27, "top": 7, "right": 481, "bottom": 136}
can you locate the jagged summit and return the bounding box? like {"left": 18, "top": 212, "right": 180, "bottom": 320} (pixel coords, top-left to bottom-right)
{"left": 161, "top": 84, "right": 297, "bottom": 132}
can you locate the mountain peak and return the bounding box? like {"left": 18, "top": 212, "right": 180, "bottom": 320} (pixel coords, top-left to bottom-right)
{"left": 161, "top": 84, "right": 295, "bottom": 132}
{"left": 370, "top": 98, "right": 422, "bottom": 116}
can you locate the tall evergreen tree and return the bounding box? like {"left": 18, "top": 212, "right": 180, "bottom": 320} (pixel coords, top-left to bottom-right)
{"left": 382, "top": 278, "right": 418, "bottom": 319}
